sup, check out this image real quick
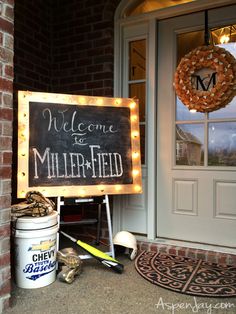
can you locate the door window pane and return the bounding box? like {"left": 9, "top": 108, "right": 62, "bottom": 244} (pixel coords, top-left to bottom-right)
{"left": 175, "top": 26, "right": 236, "bottom": 168}
{"left": 209, "top": 98, "right": 236, "bottom": 119}
{"left": 176, "top": 97, "right": 204, "bottom": 121}
{"left": 129, "top": 40, "right": 146, "bottom": 80}
{"left": 208, "top": 122, "right": 236, "bottom": 166}
{"left": 176, "top": 124, "right": 204, "bottom": 166}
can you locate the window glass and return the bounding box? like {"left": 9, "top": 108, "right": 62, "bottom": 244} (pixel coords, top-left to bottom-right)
{"left": 208, "top": 122, "right": 236, "bottom": 166}
{"left": 209, "top": 98, "right": 236, "bottom": 119}
{"left": 129, "top": 40, "right": 146, "bottom": 80}
{"left": 209, "top": 42, "right": 236, "bottom": 119}
{"left": 175, "top": 26, "right": 236, "bottom": 167}
{"left": 176, "top": 97, "right": 204, "bottom": 121}
{"left": 140, "top": 125, "right": 145, "bottom": 165}
{"left": 176, "top": 124, "right": 204, "bottom": 166}
{"left": 129, "top": 83, "right": 146, "bottom": 122}
{"left": 129, "top": 39, "right": 146, "bottom": 165}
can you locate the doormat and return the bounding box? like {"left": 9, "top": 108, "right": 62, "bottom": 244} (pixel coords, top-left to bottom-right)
{"left": 135, "top": 251, "right": 236, "bottom": 297}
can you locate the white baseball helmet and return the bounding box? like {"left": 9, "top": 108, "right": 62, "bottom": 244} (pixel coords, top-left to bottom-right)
{"left": 113, "top": 231, "right": 138, "bottom": 260}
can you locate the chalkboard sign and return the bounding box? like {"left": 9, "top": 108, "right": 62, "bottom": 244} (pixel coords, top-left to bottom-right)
{"left": 18, "top": 91, "right": 142, "bottom": 198}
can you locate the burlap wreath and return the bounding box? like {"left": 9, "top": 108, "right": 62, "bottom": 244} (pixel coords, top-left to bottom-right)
{"left": 174, "top": 45, "right": 236, "bottom": 113}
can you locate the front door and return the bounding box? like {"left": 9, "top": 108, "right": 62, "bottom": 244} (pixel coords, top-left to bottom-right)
{"left": 157, "top": 5, "right": 236, "bottom": 246}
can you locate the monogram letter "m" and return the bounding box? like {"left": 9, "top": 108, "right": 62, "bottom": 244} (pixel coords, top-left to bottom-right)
{"left": 192, "top": 72, "right": 217, "bottom": 91}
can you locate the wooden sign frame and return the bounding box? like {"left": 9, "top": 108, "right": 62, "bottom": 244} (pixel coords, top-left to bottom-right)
{"left": 17, "top": 91, "right": 142, "bottom": 198}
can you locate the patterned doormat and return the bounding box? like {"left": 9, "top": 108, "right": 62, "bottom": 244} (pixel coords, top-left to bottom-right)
{"left": 135, "top": 251, "right": 236, "bottom": 297}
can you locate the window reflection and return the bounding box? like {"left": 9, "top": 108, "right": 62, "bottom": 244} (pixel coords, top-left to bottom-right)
{"left": 208, "top": 122, "right": 236, "bottom": 166}
{"left": 129, "top": 39, "right": 146, "bottom": 165}
{"left": 176, "top": 124, "right": 204, "bottom": 166}
{"left": 129, "top": 83, "right": 146, "bottom": 122}
{"left": 175, "top": 28, "right": 236, "bottom": 167}
{"left": 176, "top": 97, "right": 204, "bottom": 121}
{"left": 209, "top": 97, "right": 236, "bottom": 119}
{"left": 129, "top": 40, "right": 146, "bottom": 81}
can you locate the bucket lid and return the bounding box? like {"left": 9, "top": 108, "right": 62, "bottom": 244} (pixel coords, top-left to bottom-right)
{"left": 14, "top": 211, "right": 58, "bottom": 230}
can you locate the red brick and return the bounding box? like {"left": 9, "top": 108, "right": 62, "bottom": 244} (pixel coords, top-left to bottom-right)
{"left": 4, "top": 6, "right": 14, "bottom": 21}
{"left": 158, "top": 245, "right": 168, "bottom": 253}
{"left": 0, "top": 266, "right": 11, "bottom": 283}
{"left": 5, "top": 0, "right": 14, "bottom": 6}
{"left": 0, "top": 108, "right": 13, "bottom": 121}
{"left": 0, "top": 194, "right": 11, "bottom": 208}
{"left": 4, "top": 65, "right": 13, "bottom": 78}
{"left": 0, "top": 32, "right": 2, "bottom": 45}
{"left": 3, "top": 93, "right": 12, "bottom": 108}
{"left": 177, "top": 248, "right": 187, "bottom": 257}
{"left": 218, "top": 254, "right": 227, "bottom": 266}
{"left": 140, "top": 242, "right": 150, "bottom": 251}
{"left": 0, "top": 47, "right": 13, "bottom": 63}
{"left": 0, "top": 281, "right": 11, "bottom": 297}
{"left": 2, "top": 152, "right": 12, "bottom": 164}
{"left": 226, "top": 254, "right": 236, "bottom": 266}
{"left": 150, "top": 244, "right": 158, "bottom": 252}
{"left": 0, "top": 136, "right": 11, "bottom": 150}
{"left": 0, "top": 237, "right": 10, "bottom": 253}
{"left": 2, "top": 122, "right": 12, "bottom": 136}
{"left": 0, "top": 224, "right": 10, "bottom": 237}
{"left": 0, "top": 252, "right": 10, "bottom": 267}
{"left": 3, "top": 297, "right": 10, "bottom": 311}
{"left": 0, "top": 166, "right": 11, "bottom": 179}
{"left": 169, "top": 247, "right": 177, "bottom": 255}
{"left": 0, "top": 17, "right": 13, "bottom": 35}
{"left": 0, "top": 78, "right": 12, "bottom": 93}
{"left": 207, "top": 251, "right": 218, "bottom": 264}
{"left": 196, "top": 250, "right": 207, "bottom": 261}
{"left": 188, "top": 249, "right": 197, "bottom": 260}
{"left": 4, "top": 33, "right": 13, "bottom": 50}
{"left": 0, "top": 207, "right": 11, "bottom": 223}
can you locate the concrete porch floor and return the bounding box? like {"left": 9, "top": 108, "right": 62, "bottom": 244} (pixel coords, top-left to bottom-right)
{"left": 4, "top": 238, "right": 236, "bottom": 314}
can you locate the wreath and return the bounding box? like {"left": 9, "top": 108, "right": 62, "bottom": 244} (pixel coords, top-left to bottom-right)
{"left": 174, "top": 45, "right": 236, "bottom": 113}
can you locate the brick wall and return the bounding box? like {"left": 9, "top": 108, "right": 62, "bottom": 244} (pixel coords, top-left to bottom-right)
{"left": 13, "top": 0, "right": 121, "bottom": 244}
{"left": 0, "top": 0, "right": 14, "bottom": 312}
{"left": 14, "top": 0, "right": 52, "bottom": 92}
{"left": 51, "top": 0, "right": 121, "bottom": 96}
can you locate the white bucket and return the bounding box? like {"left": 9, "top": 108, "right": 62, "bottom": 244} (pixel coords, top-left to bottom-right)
{"left": 13, "top": 211, "right": 58, "bottom": 289}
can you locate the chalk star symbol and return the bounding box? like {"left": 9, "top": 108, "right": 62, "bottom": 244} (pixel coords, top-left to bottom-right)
{"left": 85, "top": 160, "right": 92, "bottom": 169}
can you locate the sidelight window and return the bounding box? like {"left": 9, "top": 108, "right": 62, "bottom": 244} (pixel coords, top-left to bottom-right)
{"left": 128, "top": 39, "right": 146, "bottom": 165}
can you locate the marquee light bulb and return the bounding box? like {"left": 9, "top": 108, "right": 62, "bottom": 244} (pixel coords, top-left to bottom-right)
{"left": 131, "top": 115, "right": 138, "bottom": 122}
{"left": 115, "top": 98, "right": 122, "bottom": 105}
{"left": 132, "top": 131, "right": 139, "bottom": 138}
{"left": 132, "top": 169, "right": 139, "bottom": 177}
{"left": 79, "top": 97, "right": 86, "bottom": 105}
{"left": 115, "top": 185, "right": 122, "bottom": 191}
{"left": 130, "top": 102, "right": 136, "bottom": 109}
{"left": 132, "top": 152, "right": 139, "bottom": 159}
{"left": 78, "top": 189, "right": 86, "bottom": 196}
{"left": 97, "top": 98, "right": 103, "bottom": 106}
{"left": 134, "top": 185, "right": 141, "bottom": 192}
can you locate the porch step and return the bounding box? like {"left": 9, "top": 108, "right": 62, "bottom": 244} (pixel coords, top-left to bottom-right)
{"left": 137, "top": 240, "right": 236, "bottom": 266}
